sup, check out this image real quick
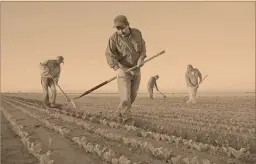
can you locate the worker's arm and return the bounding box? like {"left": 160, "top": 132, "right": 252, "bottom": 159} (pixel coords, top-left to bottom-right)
{"left": 52, "top": 63, "right": 61, "bottom": 84}
{"left": 139, "top": 31, "right": 147, "bottom": 60}
{"left": 105, "top": 36, "right": 120, "bottom": 71}
{"left": 195, "top": 68, "right": 203, "bottom": 83}
{"left": 185, "top": 72, "right": 194, "bottom": 87}
{"left": 39, "top": 60, "right": 48, "bottom": 70}
{"left": 136, "top": 31, "right": 147, "bottom": 68}
{"left": 198, "top": 70, "right": 203, "bottom": 83}
{"left": 155, "top": 82, "right": 159, "bottom": 91}
{"left": 53, "top": 72, "right": 60, "bottom": 84}
{"left": 39, "top": 60, "right": 49, "bottom": 71}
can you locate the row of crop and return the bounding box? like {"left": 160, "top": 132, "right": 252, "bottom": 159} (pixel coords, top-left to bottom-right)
{"left": 90, "top": 109, "right": 252, "bottom": 148}
{"left": 103, "top": 105, "right": 254, "bottom": 128}
{"left": 3, "top": 98, "right": 227, "bottom": 164}
{"left": 2, "top": 99, "right": 135, "bottom": 164}
{"left": 0, "top": 107, "right": 54, "bottom": 164}
{"left": 4, "top": 98, "right": 206, "bottom": 163}
{"left": 136, "top": 114, "right": 255, "bottom": 139}
{"left": 7, "top": 96, "right": 254, "bottom": 129}
{"left": 132, "top": 109, "right": 254, "bottom": 128}
{"left": 128, "top": 112, "right": 255, "bottom": 135}
{"left": 6, "top": 98, "right": 255, "bottom": 163}
{"left": 79, "top": 98, "right": 254, "bottom": 123}
{"left": 49, "top": 101, "right": 252, "bottom": 153}
{"left": 136, "top": 115, "right": 253, "bottom": 151}
{"left": 63, "top": 98, "right": 254, "bottom": 129}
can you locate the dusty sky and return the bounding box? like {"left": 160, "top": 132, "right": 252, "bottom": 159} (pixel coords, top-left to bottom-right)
{"left": 1, "top": 1, "right": 255, "bottom": 93}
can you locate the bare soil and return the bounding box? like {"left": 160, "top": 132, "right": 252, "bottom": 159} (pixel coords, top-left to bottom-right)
{"left": 1, "top": 112, "right": 38, "bottom": 164}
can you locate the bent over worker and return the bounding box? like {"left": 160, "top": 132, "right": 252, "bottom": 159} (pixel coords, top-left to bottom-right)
{"left": 147, "top": 75, "right": 159, "bottom": 99}
{"left": 105, "top": 15, "right": 147, "bottom": 121}
{"left": 39, "top": 56, "right": 64, "bottom": 108}
{"left": 185, "top": 64, "right": 202, "bottom": 104}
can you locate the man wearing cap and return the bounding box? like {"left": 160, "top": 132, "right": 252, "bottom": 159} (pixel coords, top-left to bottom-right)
{"left": 185, "top": 64, "right": 202, "bottom": 104}
{"left": 39, "top": 56, "right": 64, "bottom": 108}
{"left": 105, "top": 15, "right": 147, "bottom": 121}
{"left": 147, "top": 75, "right": 159, "bottom": 99}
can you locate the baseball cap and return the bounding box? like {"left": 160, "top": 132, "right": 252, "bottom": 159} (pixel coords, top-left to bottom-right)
{"left": 56, "top": 56, "right": 64, "bottom": 63}
{"left": 113, "top": 15, "right": 128, "bottom": 28}
{"left": 187, "top": 64, "right": 193, "bottom": 68}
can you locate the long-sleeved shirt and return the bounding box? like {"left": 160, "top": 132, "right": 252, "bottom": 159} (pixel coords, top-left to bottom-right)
{"left": 148, "top": 76, "right": 158, "bottom": 88}
{"left": 185, "top": 68, "right": 202, "bottom": 87}
{"left": 105, "top": 28, "right": 147, "bottom": 70}
{"left": 39, "top": 60, "right": 61, "bottom": 81}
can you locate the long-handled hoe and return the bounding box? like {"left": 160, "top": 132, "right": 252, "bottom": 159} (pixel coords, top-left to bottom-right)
{"left": 40, "top": 63, "right": 77, "bottom": 110}
{"left": 72, "top": 50, "right": 166, "bottom": 107}
{"left": 41, "top": 50, "right": 166, "bottom": 111}
{"left": 157, "top": 90, "right": 167, "bottom": 98}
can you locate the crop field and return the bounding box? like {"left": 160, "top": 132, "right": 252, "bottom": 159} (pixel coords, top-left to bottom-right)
{"left": 1, "top": 93, "right": 256, "bottom": 164}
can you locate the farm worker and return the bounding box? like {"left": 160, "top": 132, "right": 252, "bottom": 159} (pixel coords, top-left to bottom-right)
{"left": 147, "top": 75, "right": 159, "bottom": 99}
{"left": 185, "top": 64, "right": 202, "bottom": 104}
{"left": 39, "top": 56, "right": 64, "bottom": 108}
{"left": 105, "top": 15, "right": 147, "bottom": 121}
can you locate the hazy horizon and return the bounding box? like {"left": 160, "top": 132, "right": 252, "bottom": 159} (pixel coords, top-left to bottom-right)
{"left": 1, "top": 1, "right": 255, "bottom": 93}
{"left": 1, "top": 90, "right": 255, "bottom": 94}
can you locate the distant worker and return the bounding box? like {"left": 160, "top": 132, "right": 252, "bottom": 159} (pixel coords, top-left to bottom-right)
{"left": 105, "top": 15, "right": 147, "bottom": 122}
{"left": 39, "top": 56, "right": 64, "bottom": 108}
{"left": 185, "top": 64, "right": 202, "bottom": 104}
{"left": 147, "top": 75, "right": 159, "bottom": 99}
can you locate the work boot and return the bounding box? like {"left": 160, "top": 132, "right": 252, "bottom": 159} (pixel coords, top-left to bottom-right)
{"left": 49, "top": 103, "right": 58, "bottom": 108}
{"left": 123, "top": 118, "right": 135, "bottom": 125}
{"left": 43, "top": 102, "right": 50, "bottom": 108}
{"left": 122, "top": 112, "right": 135, "bottom": 125}
{"left": 122, "top": 110, "right": 133, "bottom": 122}
{"left": 114, "top": 113, "right": 123, "bottom": 123}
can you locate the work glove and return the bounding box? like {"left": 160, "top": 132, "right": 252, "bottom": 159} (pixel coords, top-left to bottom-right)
{"left": 137, "top": 57, "right": 145, "bottom": 68}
